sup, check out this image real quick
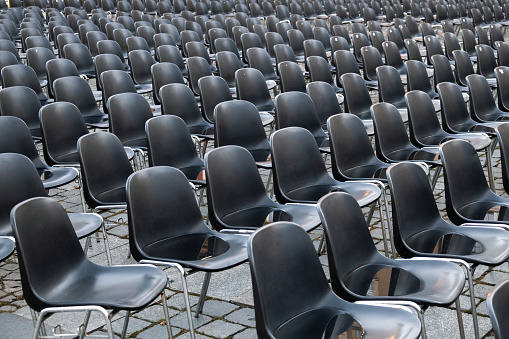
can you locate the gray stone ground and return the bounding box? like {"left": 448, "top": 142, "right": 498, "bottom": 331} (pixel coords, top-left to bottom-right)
{"left": 0, "top": 25, "right": 508, "bottom": 339}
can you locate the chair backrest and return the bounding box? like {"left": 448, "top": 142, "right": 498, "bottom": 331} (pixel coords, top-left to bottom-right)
{"left": 39, "top": 101, "right": 89, "bottom": 166}
{"left": 248, "top": 222, "right": 339, "bottom": 338}
{"left": 439, "top": 139, "right": 492, "bottom": 224}
{"left": 496, "top": 123, "right": 509, "bottom": 194}
{"left": 278, "top": 60, "right": 306, "bottom": 92}
{"left": 0, "top": 115, "right": 47, "bottom": 172}
{"left": 376, "top": 65, "right": 406, "bottom": 108}
{"left": 423, "top": 34, "right": 443, "bottom": 64}
{"left": 476, "top": 44, "right": 498, "bottom": 78}
{"left": 405, "top": 60, "right": 436, "bottom": 98}
{"left": 126, "top": 166, "right": 211, "bottom": 262}
{"left": 127, "top": 35, "right": 151, "bottom": 53}
{"left": 160, "top": 83, "right": 209, "bottom": 130}
{"left": 371, "top": 102, "right": 416, "bottom": 162}
{"left": 452, "top": 49, "right": 475, "bottom": 87}
{"left": 270, "top": 126, "right": 336, "bottom": 203}
{"left": 0, "top": 86, "right": 42, "bottom": 139}
{"left": 86, "top": 30, "right": 107, "bottom": 57}
{"left": 487, "top": 280, "right": 509, "bottom": 339}
{"left": 246, "top": 47, "right": 278, "bottom": 81}
{"left": 307, "top": 81, "right": 342, "bottom": 127}
{"left": 437, "top": 82, "right": 476, "bottom": 134}
{"left": 198, "top": 75, "right": 233, "bottom": 124}
{"left": 214, "top": 100, "right": 270, "bottom": 162}
{"left": 45, "top": 58, "right": 80, "bottom": 99}
{"left": 78, "top": 132, "right": 133, "bottom": 208}
{"left": 496, "top": 66, "right": 509, "bottom": 111}
{"left": 1, "top": 63, "right": 47, "bottom": 103}
{"left": 467, "top": 73, "right": 500, "bottom": 121}
{"left": 496, "top": 41, "right": 509, "bottom": 67}
{"left": 128, "top": 49, "right": 156, "bottom": 85}
{"left": 306, "top": 56, "right": 335, "bottom": 87}
{"left": 145, "top": 115, "right": 204, "bottom": 179}
{"left": 93, "top": 52, "right": 126, "bottom": 90}
{"left": 431, "top": 54, "right": 457, "bottom": 91}
{"left": 151, "top": 62, "right": 185, "bottom": 105}
{"left": 204, "top": 145, "right": 277, "bottom": 230}
{"left": 361, "top": 45, "right": 383, "bottom": 82}
{"left": 157, "top": 45, "right": 187, "bottom": 76}
{"left": 341, "top": 72, "right": 372, "bottom": 119}
{"left": 100, "top": 70, "right": 137, "bottom": 113}
{"left": 352, "top": 32, "right": 370, "bottom": 63}
{"left": 235, "top": 67, "right": 274, "bottom": 112}
{"left": 26, "top": 46, "right": 55, "bottom": 83}
{"left": 276, "top": 80, "right": 324, "bottom": 133}
{"left": 187, "top": 56, "right": 213, "bottom": 96}
{"left": 405, "top": 89, "right": 445, "bottom": 147}
{"left": 461, "top": 28, "right": 478, "bottom": 57}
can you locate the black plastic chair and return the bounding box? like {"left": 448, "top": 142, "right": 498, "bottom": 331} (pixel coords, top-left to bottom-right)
{"left": 127, "top": 165, "right": 247, "bottom": 320}
{"left": 204, "top": 145, "right": 322, "bottom": 232}
{"left": 245, "top": 46, "right": 279, "bottom": 84}
{"left": 160, "top": 83, "right": 214, "bottom": 140}
{"left": 361, "top": 45, "right": 384, "bottom": 84}
{"left": 487, "top": 280, "right": 509, "bottom": 339}
{"left": 274, "top": 91, "right": 329, "bottom": 152}
{"left": 406, "top": 89, "right": 492, "bottom": 152}
{"left": 438, "top": 81, "right": 504, "bottom": 136}
{"left": 306, "top": 55, "right": 340, "bottom": 92}
{"left": 387, "top": 161, "right": 509, "bottom": 339}
{"left": 371, "top": 102, "right": 442, "bottom": 186}
{"left": 0, "top": 115, "right": 79, "bottom": 192}
{"left": 0, "top": 86, "right": 42, "bottom": 140}
{"left": 127, "top": 49, "right": 155, "bottom": 94}
{"left": 145, "top": 115, "right": 205, "bottom": 190}
{"left": 53, "top": 76, "right": 108, "bottom": 129}
{"left": 62, "top": 43, "right": 96, "bottom": 78}
{"left": 306, "top": 81, "right": 342, "bottom": 130}
{"left": 157, "top": 44, "right": 188, "bottom": 78}
{"left": 467, "top": 73, "right": 509, "bottom": 123}
{"left": 376, "top": 65, "right": 409, "bottom": 120}
{"left": 248, "top": 221, "right": 422, "bottom": 339}
{"left": 187, "top": 56, "right": 213, "bottom": 96}
{"left": 496, "top": 66, "right": 509, "bottom": 112}
{"left": 1, "top": 63, "right": 51, "bottom": 105}
{"left": 11, "top": 196, "right": 172, "bottom": 339}
{"left": 96, "top": 40, "right": 129, "bottom": 71}
{"left": 45, "top": 57, "right": 81, "bottom": 99}
{"left": 77, "top": 131, "right": 132, "bottom": 216}
{"left": 100, "top": 70, "right": 137, "bottom": 114}
{"left": 186, "top": 40, "right": 217, "bottom": 73}
{"left": 496, "top": 41, "right": 509, "bottom": 67}
{"left": 432, "top": 54, "right": 469, "bottom": 94}
{"left": 25, "top": 46, "right": 54, "bottom": 88}
{"left": 405, "top": 60, "right": 437, "bottom": 102}
{"left": 339, "top": 72, "right": 375, "bottom": 134}
{"left": 318, "top": 191, "right": 468, "bottom": 338}
{"left": 235, "top": 67, "right": 274, "bottom": 112}
{"left": 278, "top": 60, "right": 306, "bottom": 92}
{"left": 477, "top": 44, "right": 498, "bottom": 81}
{"left": 151, "top": 62, "right": 185, "bottom": 105}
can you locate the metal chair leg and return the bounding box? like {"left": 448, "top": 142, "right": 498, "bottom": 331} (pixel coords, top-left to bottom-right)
{"left": 121, "top": 311, "right": 131, "bottom": 339}
{"left": 161, "top": 291, "right": 174, "bottom": 339}
{"left": 78, "top": 311, "right": 92, "bottom": 339}
{"left": 455, "top": 298, "right": 466, "bottom": 339}
{"left": 195, "top": 272, "right": 212, "bottom": 317}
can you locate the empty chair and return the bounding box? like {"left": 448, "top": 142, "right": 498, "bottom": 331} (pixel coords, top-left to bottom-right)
{"left": 198, "top": 75, "right": 236, "bottom": 124}
{"left": 274, "top": 91, "right": 329, "bottom": 151}
{"left": 55, "top": 32, "right": 81, "bottom": 58}
{"left": 86, "top": 30, "right": 107, "bottom": 57}
{"left": 215, "top": 50, "right": 242, "bottom": 94}
{"left": 108, "top": 92, "right": 152, "bottom": 151}
{"left": 247, "top": 221, "right": 422, "bottom": 339}
{"left": 461, "top": 28, "right": 478, "bottom": 63}
{"left": 137, "top": 25, "right": 156, "bottom": 52}
{"left": 63, "top": 43, "right": 96, "bottom": 78}
{"left": 25, "top": 47, "right": 54, "bottom": 88}
{"left": 306, "top": 56, "right": 339, "bottom": 92}
{"left": 151, "top": 62, "right": 185, "bottom": 105}
{"left": 287, "top": 28, "right": 305, "bottom": 62}
{"left": 160, "top": 83, "right": 214, "bottom": 139}
{"left": 496, "top": 41, "right": 509, "bottom": 67}
{"left": 246, "top": 47, "right": 279, "bottom": 85}
{"left": 145, "top": 115, "right": 204, "bottom": 187}
{"left": 376, "top": 65, "right": 408, "bottom": 117}
{"left": 406, "top": 60, "right": 438, "bottom": 104}
{"left": 489, "top": 24, "right": 505, "bottom": 50}
{"left": 487, "top": 280, "right": 509, "bottom": 339}
{"left": 96, "top": 40, "right": 130, "bottom": 71}
{"left": 270, "top": 126, "right": 382, "bottom": 214}
{"left": 318, "top": 191, "right": 469, "bottom": 338}
{"left": 278, "top": 60, "right": 306, "bottom": 92}
{"left": 303, "top": 39, "right": 330, "bottom": 66}
{"left": 1, "top": 63, "right": 50, "bottom": 105}
{"left": 94, "top": 52, "right": 128, "bottom": 92}
{"left": 127, "top": 35, "right": 151, "bottom": 54}
{"left": 185, "top": 40, "right": 217, "bottom": 73}
{"left": 113, "top": 28, "right": 133, "bottom": 56}
{"left": 157, "top": 44, "right": 188, "bottom": 77}
{"left": 128, "top": 49, "right": 155, "bottom": 92}
{"left": 0, "top": 86, "right": 42, "bottom": 139}
{"left": 335, "top": 49, "right": 376, "bottom": 90}
{"left": 405, "top": 89, "right": 492, "bottom": 158}
{"left": 361, "top": 45, "right": 384, "bottom": 84}
{"left": 352, "top": 32, "right": 370, "bottom": 64}
{"left": 371, "top": 102, "right": 441, "bottom": 169}
{"left": 307, "top": 81, "right": 342, "bottom": 130}
{"left": 241, "top": 31, "right": 264, "bottom": 63}
{"left": 496, "top": 66, "right": 509, "bottom": 112}
{"left": 235, "top": 67, "right": 274, "bottom": 112}
{"left": 477, "top": 44, "right": 499, "bottom": 81}
{"left": 423, "top": 34, "right": 445, "bottom": 65}
{"left": 387, "top": 161, "right": 509, "bottom": 339}
{"left": 127, "top": 165, "right": 248, "bottom": 318}
{"left": 214, "top": 100, "right": 271, "bottom": 170}
{"left": 205, "top": 145, "right": 322, "bottom": 232}
{"left": 45, "top": 58, "right": 82, "bottom": 100}
{"left": 340, "top": 72, "right": 375, "bottom": 134}
{"left": 0, "top": 51, "right": 19, "bottom": 87}
{"left": 0, "top": 115, "right": 78, "bottom": 190}
{"left": 468, "top": 73, "right": 509, "bottom": 123}
{"left": 100, "top": 70, "right": 137, "bottom": 114}
{"left": 432, "top": 54, "right": 468, "bottom": 94}
{"left": 187, "top": 56, "right": 213, "bottom": 97}
{"left": 453, "top": 49, "right": 478, "bottom": 89}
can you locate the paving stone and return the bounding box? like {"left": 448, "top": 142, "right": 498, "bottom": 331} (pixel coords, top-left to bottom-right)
{"left": 169, "top": 311, "right": 212, "bottom": 330}
{"left": 196, "top": 320, "right": 245, "bottom": 338}
{"left": 232, "top": 328, "right": 257, "bottom": 339}
{"left": 195, "top": 299, "right": 239, "bottom": 318}
{"left": 224, "top": 308, "right": 256, "bottom": 327}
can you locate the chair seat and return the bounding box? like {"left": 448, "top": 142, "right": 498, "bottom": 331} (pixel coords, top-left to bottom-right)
{"left": 135, "top": 83, "right": 152, "bottom": 94}
{"left": 221, "top": 203, "right": 321, "bottom": 232}
{"left": 0, "top": 237, "right": 14, "bottom": 262}
{"left": 285, "top": 182, "right": 380, "bottom": 207}
{"left": 259, "top": 111, "right": 274, "bottom": 126}
{"left": 94, "top": 186, "right": 127, "bottom": 206}
{"left": 406, "top": 224, "right": 509, "bottom": 265}
{"left": 344, "top": 259, "right": 465, "bottom": 306}
{"left": 188, "top": 124, "right": 215, "bottom": 139}
{"left": 40, "top": 166, "right": 78, "bottom": 189}
{"left": 138, "top": 232, "right": 248, "bottom": 272}
{"left": 68, "top": 212, "right": 104, "bottom": 238}
{"left": 386, "top": 148, "right": 441, "bottom": 166}
{"left": 36, "top": 263, "right": 168, "bottom": 311}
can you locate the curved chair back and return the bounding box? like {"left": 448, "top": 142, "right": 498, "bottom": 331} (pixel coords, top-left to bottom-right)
{"left": 278, "top": 60, "right": 306, "bottom": 92}
{"left": 487, "top": 280, "right": 509, "bottom": 339}
{"left": 235, "top": 67, "right": 274, "bottom": 112}
{"left": 376, "top": 65, "right": 406, "bottom": 108}
{"left": 307, "top": 81, "right": 342, "bottom": 128}
{"left": 198, "top": 75, "right": 233, "bottom": 123}
{"left": 151, "top": 62, "right": 185, "bottom": 105}
{"left": 0, "top": 86, "right": 42, "bottom": 139}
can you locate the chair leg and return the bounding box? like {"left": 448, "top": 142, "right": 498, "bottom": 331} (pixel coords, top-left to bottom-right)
{"left": 195, "top": 272, "right": 212, "bottom": 317}
{"left": 381, "top": 187, "right": 396, "bottom": 258}
{"left": 265, "top": 169, "right": 272, "bottom": 193}
{"left": 121, "top": 311, "right": 131, "bottom": 339}
{"left": 78, "top": 311, "right": 92, "bottom": 339}
{"left": 161, "top": 291, "right": 174, "bottom": 339}
{"left": 417, "top": 309, "right": 428, "bottom": 339}
{"left": 365, "top": 203, "right": 376, "bottom": 225}
{"left": 316, "top": 230, "right": 326, "bottom": 255}
{"left": 430, "top": 166, "right": 442, "bottom": 190}
{"left": 376, "top": 198, "right": 389, "bottom": 257}
{"left": 486, "top": 144, "right": 495, "bottom": 191}
{"left": 101, "top": 221, "right": 113, "bottom": 266}
{"left": 455, "top": 298, "right": 466, "bottom": 339}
